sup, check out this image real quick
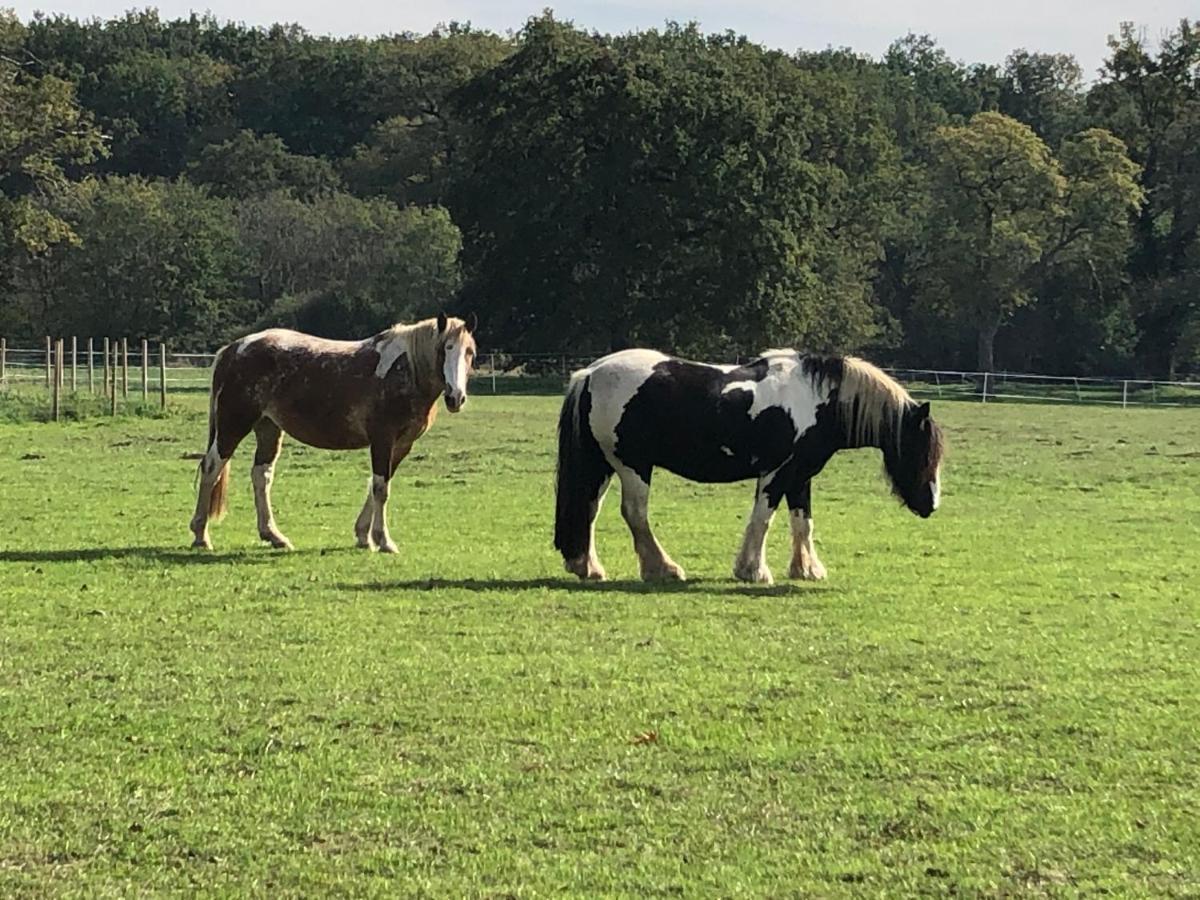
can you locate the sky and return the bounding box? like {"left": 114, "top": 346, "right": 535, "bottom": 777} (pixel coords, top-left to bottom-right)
{"left": 10, "top": 0, "right": 1195, "bottom": 78}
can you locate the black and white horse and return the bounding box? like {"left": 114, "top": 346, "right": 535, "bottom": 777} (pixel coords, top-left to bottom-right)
{"left": 554, "top": 349, "right": 944, "bottom": 583}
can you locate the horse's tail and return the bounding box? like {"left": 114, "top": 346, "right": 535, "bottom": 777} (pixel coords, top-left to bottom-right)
{"left": 201, "top": 346, "right": 231, "bottom": 522}
{"left": 554, "top": 370, "right": 611, "bottom": 564}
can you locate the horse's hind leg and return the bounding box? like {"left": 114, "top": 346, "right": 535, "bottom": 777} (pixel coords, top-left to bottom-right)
{"left": 733, "top": 474, "right": 783, "bottom": 584}
{"left": 565, "top": 474, "right": 611, "bottom": 581}
{"left": 191, "top": 388, "right": 256, "bottom": 549}
{"left": 251, "top": 418, "right": 292, "bottom": 550}
{"left": 616, "top": 465, "right": 684, "bottom": 581}
{"left": 786, "top": 478, "right": 826, "bottom": 580}
{"left": 190, "top": 440, "right": 227, "bottom": 550}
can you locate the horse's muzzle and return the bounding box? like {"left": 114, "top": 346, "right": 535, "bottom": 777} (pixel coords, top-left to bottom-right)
{"left": 445, "top": 390, "right": 466, "bottom": 413}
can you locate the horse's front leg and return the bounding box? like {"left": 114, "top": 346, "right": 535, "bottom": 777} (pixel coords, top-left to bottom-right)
{"left": 786, "top": 478, "right": 827, "bottom": 580}
{"left": 357, "top": 437, "right": 398, "bottom": 553}
{"left": 733, "top": 469, "right": 787, "bottom": 584}
{"left": 354, "top": 486, "right": 375, "bottom": 549}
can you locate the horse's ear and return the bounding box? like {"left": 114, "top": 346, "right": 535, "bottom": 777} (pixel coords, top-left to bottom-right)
{"left": 916, "top": 401, "right": 931, "bottom": 419}
{"left": 437, "top": 312, "right": 448, "bottom": 335}
{"left": 466, "top": 311, "right": 478, "bottom": 334}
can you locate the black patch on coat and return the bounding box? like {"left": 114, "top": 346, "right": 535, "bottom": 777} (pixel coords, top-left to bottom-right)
{"left": 613, "top": 358, "right": 816, "bottom": 485}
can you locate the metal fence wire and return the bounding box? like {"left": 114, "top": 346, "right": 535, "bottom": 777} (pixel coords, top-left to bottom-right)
{"left": 1, "top": 341, "right": 1199, "bottom": 409}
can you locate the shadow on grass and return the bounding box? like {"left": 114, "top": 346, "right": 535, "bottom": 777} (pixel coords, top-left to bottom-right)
{"left": 331, "top": 576, "right": 834, "bottom": 597}
{"left": 0, "top": 546, "right": 287, "bottom": 565}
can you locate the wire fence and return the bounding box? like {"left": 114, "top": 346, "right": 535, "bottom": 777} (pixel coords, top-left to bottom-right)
{"left": 2, "top": 340, "right": 1199, "bottom": 411}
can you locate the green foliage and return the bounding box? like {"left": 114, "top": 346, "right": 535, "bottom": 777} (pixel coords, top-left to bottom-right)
{"left": 188, "top": 130, "right": 342, "bottom": 199}
{"left": 2, "top": 9, "right": 1199, "bottom": 374}
{"left": 0, "top": 12, "right": 106, "bottom": 295}
{"left": 7, "top": 177, "right": 247, "bottom": 346}
{"left": 1089, "top": 20, "right": 1200, "bottom": 375}
{"left": 245, "top": 194, "right": 462, "bottom": 337}
{"left": 920, "top": 113, "right": 1141, "bottom": 370}
{"left": 453, "top": 16, "right": 896, "bottom": 354}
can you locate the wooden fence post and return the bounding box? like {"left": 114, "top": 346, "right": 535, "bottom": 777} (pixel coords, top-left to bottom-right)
{"left": 111, "top": 342, "right": 118, "bottom": 415}
{"left": 45, "top": 336, "right": 52, "bottom": 388}
{"left": 141, "top": 338, "right": 149, "bottom": 401}
{"left": 1, "top": 337, "right": 6, "bottom": 385}
{"left": 87, "top": 338, "right": 94, "bottom": 392}
{"left": 102, "top": 337, "right": 110, "bottom": 395}
{"left": 71, "top": 336, "right": 77, "bottom": 391}
{"left": 982, "top": 372, "right": 990, "bottom": 404}
{"left": 159, "top": 344, "right": 167, "bottom": 409}
{"left": 121, "top": 338, "right": 129, "bottom": 398}
{"left": 1122, "top": 380, "right": 1129, "bottom": 410}
{"left": 53, "top": 339, "right": 62, "bottom": 421}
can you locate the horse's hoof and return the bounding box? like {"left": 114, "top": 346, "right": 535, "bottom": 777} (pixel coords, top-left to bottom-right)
{"left": 643, "top": 563, "right": 686, "bottom": 582}
{"left": 734, "top": 566, "right": 774, "bottom": 585}
{"left": 788, "top": 560, "right": 827, "bottom": 581}
{"left": 355, "top": 535, "right": 373, "bottom": 550}
{"left": 565, "top": 556, "right": 607, "bottom": 581}
{"left": 376, "top": 541, "right": 399, "bottom": 554}
{"left": 191, "top": 539, "right": 212, "bottom": 550}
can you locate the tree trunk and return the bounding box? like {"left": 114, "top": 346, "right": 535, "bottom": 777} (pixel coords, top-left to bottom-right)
{"left": 977, "top": 314, "right": 1001, "bottom": 373}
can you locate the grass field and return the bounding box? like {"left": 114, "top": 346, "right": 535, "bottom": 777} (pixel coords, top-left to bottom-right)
{"left": 0, "top": 391, "right": 1198, "bottom": 896}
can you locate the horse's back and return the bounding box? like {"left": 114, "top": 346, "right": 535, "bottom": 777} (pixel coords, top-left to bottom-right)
{"left": 578, "top": 347, "right": 812, "bottom": 483}
{"left": 211, "top": 329, "right": 379, "bottom": 449}
{"left": 224, "top": 329, "right": 364, "bottom": 361}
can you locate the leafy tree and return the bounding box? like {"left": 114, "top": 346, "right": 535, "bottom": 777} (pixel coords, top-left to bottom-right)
{"left": 341, "top": 27, "right": 511, "bottom": 207}
{"left": 1, "top": 11, "right": 106, "bottom": 325}
{"left": 998, "top": 50, "right": 1086, "bottom": 149}
{"left": 9, "top": 176, "right": 247, "bottom": 346}
{"left": 1089, "top": 20, "right": 1200, "bottom": 374}
{"left": 919, "top": 113, "right": 1141, "bottom": 370}
{"left": 241, "top": 191, "right": 461, "bottom": 336}
{"left": 452, "top": 16, "right": 896, "bottom": 354}
{"left": 188, "top": 130, "right": 341, "bottom": 199}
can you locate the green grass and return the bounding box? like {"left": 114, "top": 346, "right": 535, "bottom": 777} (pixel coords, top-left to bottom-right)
{"left": 1, "top": 394, "right": 1198, "bottom": 896}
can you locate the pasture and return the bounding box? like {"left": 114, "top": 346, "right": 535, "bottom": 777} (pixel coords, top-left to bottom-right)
{"left": 0, "top": 393, "right": 1197, "bottom": 895}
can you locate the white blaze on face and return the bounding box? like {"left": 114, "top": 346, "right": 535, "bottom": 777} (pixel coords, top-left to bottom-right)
{"left": 443, "top": 335, "right": 471, "bottom": 411}
{"left": 931, "top": 465, "right": 942, "bottom": 510}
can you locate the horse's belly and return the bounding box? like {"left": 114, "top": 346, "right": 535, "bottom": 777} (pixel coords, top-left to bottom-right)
{"left": 268, "top": 405, "right": 370, "bottom": 450}
{"left": 660, "top": 452, "right": 758, "bottom": 484}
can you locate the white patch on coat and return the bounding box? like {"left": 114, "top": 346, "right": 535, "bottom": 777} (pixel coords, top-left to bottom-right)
{"left": 236, "top": 330, "right": 272, "bottom": 354}
{"left": 931, "top": 467, "right": 941, "bottom": 510}
{"left": 721, "top": 352, "right": 826, "bottom": 438}
{"left": 577, "top": 349, "right": 672, "bottom": 462}
{"left": 374, "top": 332, "right": 409, "bottom": 378}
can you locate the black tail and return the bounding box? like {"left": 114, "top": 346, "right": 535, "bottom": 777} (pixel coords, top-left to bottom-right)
{"left": 554, "top": 373, "right": 612, "bottom": 562}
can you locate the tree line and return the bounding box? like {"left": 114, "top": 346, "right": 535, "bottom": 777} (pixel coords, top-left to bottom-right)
{"left": 1, "top": 10, "right": 1197, "bottom": 375}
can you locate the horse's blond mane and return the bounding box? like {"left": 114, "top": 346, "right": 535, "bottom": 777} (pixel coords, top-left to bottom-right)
{"left": 835, "top": 356, "right": 915, "bottom": 449}
{"left": 383, "top": 316, "right": 466, "bottom": 393}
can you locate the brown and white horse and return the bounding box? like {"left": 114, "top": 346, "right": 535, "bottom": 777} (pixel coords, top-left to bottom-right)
{"left": 190, "top": 313, "right": 476, "bottom": 552}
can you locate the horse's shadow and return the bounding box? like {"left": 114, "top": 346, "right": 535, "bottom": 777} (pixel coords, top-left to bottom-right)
{"left": 330, "top": 576, "right": 833, "bottom": 597}
{"left": 0, "top": 547, "right": 834, "bottom": 596}
{"left": 0, "top": 546, "right": 286, "bottom": 566}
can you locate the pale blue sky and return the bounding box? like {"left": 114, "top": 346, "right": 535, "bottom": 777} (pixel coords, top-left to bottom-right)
{"left": 10, "top": 0, "right": 1195, "bottom": 77}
